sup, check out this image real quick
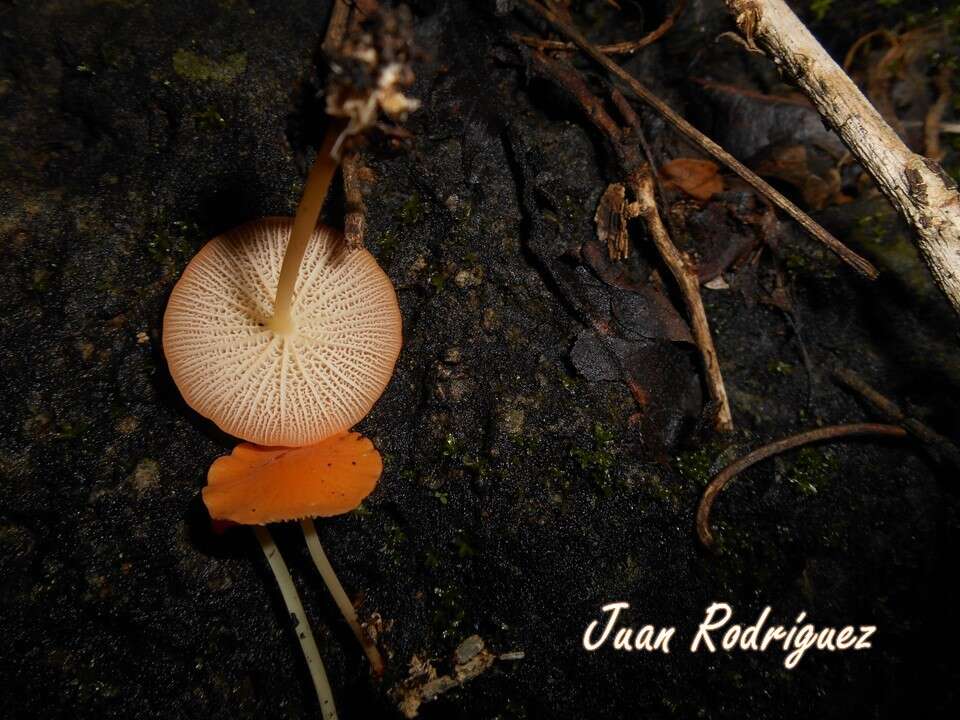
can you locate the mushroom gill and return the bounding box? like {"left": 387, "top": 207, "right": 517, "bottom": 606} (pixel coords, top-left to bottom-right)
{"left": 163, "top": 217, "right": 402, "bottom": 447}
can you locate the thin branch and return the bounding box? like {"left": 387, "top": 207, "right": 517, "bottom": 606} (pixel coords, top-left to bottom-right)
{"left": 611, "top": 88, "right": 686, "bottom": 258}
{"left": 832, "top": 368, "right": 907, "bottom": 421}
{"left": 832, "top": 367, "right": 960, "bottom": 470}
{"left": 633, "top": 167, "right": 733, "bottom": 432}
{"left": 254, "top": 526, "right": 338, "bottom": 720}
{"left": 696, "top": 423, "right": 907, "bottom": 548}
{"left": 523, "top": 47, "right": 642, "bottom": 170}
{"left": 612, "top": 88, "right": 732, "bottom": 430}
{"left": 342, "top": 151, "right": 373, "bottom": 250}
{"left": 517, "top": 0, "right": 878, "bottom": 280}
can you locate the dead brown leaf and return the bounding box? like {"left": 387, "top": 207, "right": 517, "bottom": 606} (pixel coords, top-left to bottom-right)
{"left": 660, "top": 158, "right": 724, "bottom": 201}
{"left": 595, "top": 182, "right": 633, "bottom": 260}
{"left": 752, "top": 144, "right": 843, "bottom": 210}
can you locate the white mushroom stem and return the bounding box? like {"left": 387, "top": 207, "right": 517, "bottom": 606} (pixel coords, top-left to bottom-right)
{"left": 724, "top": 0, "right": 960, "bottom": 315}
{"left": 301, "top": 518, "right": 386, "bottom": 677}
{"left": 253, "top": 525, "right": 339, "bottom": 720}
{"left": 270, "top": 119, "right": 347, "bottom": 334}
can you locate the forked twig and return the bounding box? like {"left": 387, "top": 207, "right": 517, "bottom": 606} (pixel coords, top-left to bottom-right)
{"left": 633, "top": 168, "right": 733, "bottom": 432}
{"left": 524, "top": 49, "right": 732, "bottom": 431}
{"left": 696, "top": 423, "right": 907, "bottom": 548}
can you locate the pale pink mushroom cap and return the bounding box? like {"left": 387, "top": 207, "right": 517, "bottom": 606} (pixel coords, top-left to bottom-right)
{"left": 163, "top": 217, "right": 402, "bottom": 447}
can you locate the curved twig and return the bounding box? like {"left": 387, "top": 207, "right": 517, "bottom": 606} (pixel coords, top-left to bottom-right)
{"left": 696, "top": 423, "right": 907, "bottom": 548}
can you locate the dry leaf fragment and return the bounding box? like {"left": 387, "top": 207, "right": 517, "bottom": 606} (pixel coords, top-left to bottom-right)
{"left": 660, "top": 158, "right": 724, "bottom": 201}
{"left": 595, "top": 182, "right": 636, "bottom": 260}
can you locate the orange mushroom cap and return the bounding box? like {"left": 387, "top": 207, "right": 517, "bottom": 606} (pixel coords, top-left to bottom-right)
{"left": 163, "top": 217, "right": 402, "bottom": 447}
{"left": 203, "top": 431, "right": 381, "bottom": 525}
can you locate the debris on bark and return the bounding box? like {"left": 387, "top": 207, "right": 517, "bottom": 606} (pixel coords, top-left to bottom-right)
{"left": 390, "top": 635, "right": 521, "bottom": 718}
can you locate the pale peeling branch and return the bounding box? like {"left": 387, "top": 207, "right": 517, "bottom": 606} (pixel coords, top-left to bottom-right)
{"left": 724, "top": 0, "right": 960, "bottom": 316}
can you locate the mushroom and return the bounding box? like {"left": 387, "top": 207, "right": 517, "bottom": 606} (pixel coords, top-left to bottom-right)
{"left": 161, "top": 8, "right": 418, "bottom": 714}
{"left": 204, "top": 433, "right": 387, "bottom": 683}
{"left": 163, "top": 214, "right": 399, "bottom": 715}
{"left": 203, "top": 432, "right": 382, "bottom": 525}
{"left": 163, "top": 217, "right": 401, "bottom": 447}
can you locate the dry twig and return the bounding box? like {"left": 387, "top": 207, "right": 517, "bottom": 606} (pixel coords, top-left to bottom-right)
{"left": 633, "top": 168, "right": 733, "bottom": 432}
{"left": 343, "top": 151, "right": 375, "bottom": 249}
{"left": 722, "top": 0, "right": 960, "bottom": 313}
{"left": 832, "top": 367, "right": 960, "bottom": 470}
{"left": 517, "top": 0, "right": 878, "bottom": 280}
{"left": 696, "top": 423, "right": 908, "bottom": 548}
{"left": 524, "top": 49, "right": 642, "bottom": 169}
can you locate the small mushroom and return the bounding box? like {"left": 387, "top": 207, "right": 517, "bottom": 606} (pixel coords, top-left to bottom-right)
{"left": 163, "top": 217, "right": 402, "bottom": 447}
{"left": 203, "top": 432, "right": 381, "bottom": 524}
{"left": 165, "top": 215, "right": 400, "bottom": 718}
{"left": 203, "top": 433, "right": 387, "bottom": 680}
{"left": 162, "top": 12, "right": 417, "bottom": 712}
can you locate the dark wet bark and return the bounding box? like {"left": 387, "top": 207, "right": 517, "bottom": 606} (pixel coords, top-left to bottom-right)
{"left": 2, "top": 1, "right": 959, "bottom": 718}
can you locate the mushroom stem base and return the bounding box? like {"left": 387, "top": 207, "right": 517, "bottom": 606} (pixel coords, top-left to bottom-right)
{"left": 253, "top": 525, "right": 339, "bottom": 720}
{"left": 302, "top": 518, "right": 386, "bottom": 678}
